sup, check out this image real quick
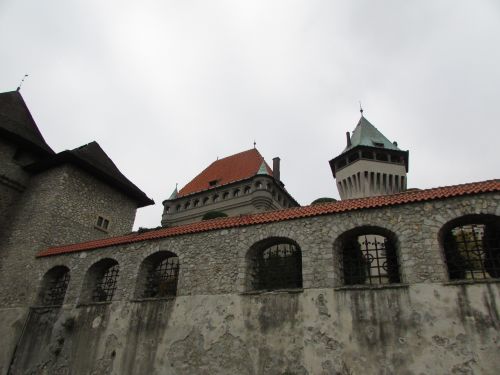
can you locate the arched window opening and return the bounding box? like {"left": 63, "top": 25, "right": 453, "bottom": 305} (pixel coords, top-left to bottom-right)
{"left": 203, "top": 197, "right": 209, "bottom": 205}
{"left": 137, "top": 252, "right": 180, "bottom": 298}
{"left": 82, "top": 259, "right": 120, "bottom": 303}
{"left": 339, "top": 228, "right": 400, "bottom": 285}
{"left": 246, "top": 238, "right": 302, "bottom": 291}
{"left": 244, "top": 186, "right": 251, "bottom": 194}
{"left": 442, "top": 216, "right": 500, "bottom": 280}
{"left": 39, "top": 266, "right": 70, "bottom": 306}
{"left": 233, "top": 189, "right": 240, "bottom": 197}
{"left": 222, "top": 192, "right": 229, "bottom": 200}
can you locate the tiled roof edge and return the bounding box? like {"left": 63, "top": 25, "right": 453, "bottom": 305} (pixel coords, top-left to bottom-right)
{"left": 37, "top": 179, "right": 500, "bottom": 258}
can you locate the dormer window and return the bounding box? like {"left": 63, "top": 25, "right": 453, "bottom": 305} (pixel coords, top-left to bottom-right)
{"left": 96, "top": 216, "right": 110, "bottom": 231}
{"left": 373, "top": 141, "right": 385, "bottom": 148}
{"left": 209, "top": 180, "right": 218, "bottom": 187}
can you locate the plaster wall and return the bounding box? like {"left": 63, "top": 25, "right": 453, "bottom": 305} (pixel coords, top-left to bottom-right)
{"left": 162, "top": 176, "right": 296, "bottom": 227}
{"left": 3, "top": 284, "right": 499, "bottom": 375}
{"left": 336, "top": 159, "right": 407, "bottom": 199}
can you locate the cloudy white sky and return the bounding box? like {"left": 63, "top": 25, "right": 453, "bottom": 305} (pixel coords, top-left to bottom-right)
{"left": 1, "top": 1, "right": 499, "bottom": 229}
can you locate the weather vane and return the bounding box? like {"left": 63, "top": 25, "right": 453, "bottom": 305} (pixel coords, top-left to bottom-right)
{"left": 17, "top": 74, "right": 29, "bottom": 91}
{"left": 359, "top": 101, "right": 364, "bottom": 116}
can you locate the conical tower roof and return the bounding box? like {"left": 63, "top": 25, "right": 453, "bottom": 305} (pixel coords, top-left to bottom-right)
{"left": 343, "top": 116, "right": 400, "bottom": 153}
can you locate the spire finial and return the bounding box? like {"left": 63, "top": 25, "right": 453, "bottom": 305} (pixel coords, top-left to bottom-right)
{"left": 17, "top": 74, "right": 29, "bottom": 91}
{"left": 359, "top": 101, "right": 364, "bottom": 116}
{"left": 253, "top": 140, "right": 256, "bottom": 149}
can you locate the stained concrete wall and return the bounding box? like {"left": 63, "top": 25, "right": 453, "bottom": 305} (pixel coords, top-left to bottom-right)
{"left": 3, "top": 284, "right": 499, "bottom": 375}
{"left": 0, "top": 192, "right": 499, "bottom": 374}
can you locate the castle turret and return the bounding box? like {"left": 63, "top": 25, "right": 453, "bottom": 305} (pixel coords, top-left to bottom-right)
{"left": 329, "top": 114, "right": 409, "bottom": 199}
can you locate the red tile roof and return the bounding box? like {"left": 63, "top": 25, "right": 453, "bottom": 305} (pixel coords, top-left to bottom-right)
{"left": 38, "top": 179, "right": 500, "bottom": 258}
{"left": 177, "top": 148, "right": 273, "bottom": 197}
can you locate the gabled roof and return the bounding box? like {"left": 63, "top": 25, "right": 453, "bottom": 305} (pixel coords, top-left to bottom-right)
{"left": 0, "top": 91, "right": 54, "bottom": 155}
{"left": 25, "top": 141, "right": 154, "bottom": 207}
{"left": 343, "top": 116, "right": 401, "bottom": 153}
{"left": 37, "top": 179, "right": 500, "bottom": 257}
{"left": 177, "top": 148, "right": 273, "bottom": 197}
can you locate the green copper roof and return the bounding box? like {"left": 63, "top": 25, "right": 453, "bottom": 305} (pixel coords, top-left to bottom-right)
{"left": 256, "top": 161, "right": 269, "bottom": 175}
{"left": 168, "top": 186, "right": 178, "bottom": 200}
{"left": 343, "top": 116, "right": 401, "bottom": 153}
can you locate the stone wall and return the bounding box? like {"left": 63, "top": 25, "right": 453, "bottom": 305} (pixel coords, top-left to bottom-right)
{"left": 0, "top": 138, "right": 38, "bottom": 240}
{"left": 0, "top": 164, "right": 138, "bottom": 307}
{"left": 0, "top": 192, "right": 499, "bottom": 374}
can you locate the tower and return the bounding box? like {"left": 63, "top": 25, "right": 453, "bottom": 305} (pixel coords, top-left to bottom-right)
{"left": 329, "top": 114, "right": 409, "bottom": 199}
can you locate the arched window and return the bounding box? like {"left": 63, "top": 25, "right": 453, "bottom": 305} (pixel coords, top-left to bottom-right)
{"left": 441, "top": 215, "right": 500, "bottom": 280}
{"left": 82, "top": 259, "right": 120, "bottom": 303}
{"left": 255, "top": 181, "right": 263, "bottom": 189}
{"left": 38, "top": 266, "right": 70, "bottom": 306}
{"left": 246, "top": 238, "right": 302, "bottom": 291}
{"left": 213, "top": 194, "right": 220, "bottom": 203}
{"left": 203, "top": 197, "right": 209, "bottom": 205}
{"left": 136, "top": 251, "right": 179, "bottom": 298}
{"left": 233, "top": 189, "right": 240, "bottom": 197}
{"left": 244, "top": 186, "right": 251, "bottom": 194}
{"left": 338, "top": 227, "right": 400, "bottom": 285}
{"left": 184, "top": 201, "right": 191, "bottom": 209}
{"left": 222, "top": 192, "right": 229, "bottom": 200}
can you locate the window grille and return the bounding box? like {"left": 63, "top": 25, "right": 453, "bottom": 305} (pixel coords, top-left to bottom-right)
{"left": 92, "top": 264, "right": 119, "bottom": 302}
{"left": 342, "top": 234, "right": 400, "bottom": 285}
{"left": 444, "top": 223, "right": 500, "bottom": 280}
{"left": 254, "top": 243, "right": 302, "bottom": 290}
{"left": 44, "top": 270, "right": 70, "bottom": 306}
{"left": 144, "top": 256, "right": 179, "bottom": 298}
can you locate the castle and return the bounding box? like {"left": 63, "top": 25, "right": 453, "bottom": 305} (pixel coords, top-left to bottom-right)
{"left": 0, "top": 90, "right": 498, "bottom": 375}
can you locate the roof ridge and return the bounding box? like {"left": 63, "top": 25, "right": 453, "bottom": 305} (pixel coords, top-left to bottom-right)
{"left": 38, "top": 179, "right": 500, "bottom": 258}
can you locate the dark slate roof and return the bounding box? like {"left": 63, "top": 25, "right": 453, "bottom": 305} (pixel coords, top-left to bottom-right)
{"left": 0, "top": 91, "right": 54, "bottom": 155}
{"left": 343, "top": 116, "right": 401, "bottom": 153}
{"left": 25, "top": 141, "right": 154, "bottom": 207}
{"left": 37, "top": 179, "right": 500, "bottom": 257}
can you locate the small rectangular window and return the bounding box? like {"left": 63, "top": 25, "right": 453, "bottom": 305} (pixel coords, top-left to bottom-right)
{"left": 95, "top": 216, "right": 110, "bottom": 231}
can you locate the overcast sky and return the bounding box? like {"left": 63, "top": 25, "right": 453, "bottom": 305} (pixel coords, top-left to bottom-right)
{"left": 1, "top": 1, "right": 499, "bottom": 229}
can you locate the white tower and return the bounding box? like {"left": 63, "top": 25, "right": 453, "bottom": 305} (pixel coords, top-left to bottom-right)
{"left": 329, "top": 114, "right": 409, "bottom": 200}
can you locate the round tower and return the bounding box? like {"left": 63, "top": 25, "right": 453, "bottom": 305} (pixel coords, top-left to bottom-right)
{"left": 329, "top": 114, "right": 409, "bottom": 200}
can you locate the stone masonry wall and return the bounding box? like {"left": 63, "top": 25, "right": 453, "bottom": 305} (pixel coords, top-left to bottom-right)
{"left": 0, "top": 138, "right": 38, "bottom": 240}
{"left": 0, "top": 164, "right": 138, "bottom": 307}
{"left": 0, "top": 192, "right": 499, "bottom": 374}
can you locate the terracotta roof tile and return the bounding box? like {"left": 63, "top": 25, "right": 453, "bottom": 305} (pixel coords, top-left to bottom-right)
{"left": 38, "top": 179, "right": 500, "bottom": 258}
{"left": 177, "top": 148, "right": 272, "bottom": 197}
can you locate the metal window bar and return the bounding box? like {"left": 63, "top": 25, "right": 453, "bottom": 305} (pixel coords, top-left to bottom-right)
{"left": 342, "top": 235, "right": 400, "bottom": 285}
{"left": 92, "top": 264, "right": 119, "bottom": 302}
{"left": 144, "top": 256, "right": 179, "bottom": 298}
{"left": 256, "top": 243, "right": 302, "bottom": 290}
{"left": 44, "top": 271, "right": 70, "bottom": 306}
{"left": 445, "top": 224, "right": 499, "bottom": 280}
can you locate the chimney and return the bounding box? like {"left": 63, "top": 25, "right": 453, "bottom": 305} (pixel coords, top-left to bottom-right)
{"left": 346, "top": 132, "right": 352, "bottom": 147}
{"left": 272, "top": 157, "right": 281, "bottom": 181}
